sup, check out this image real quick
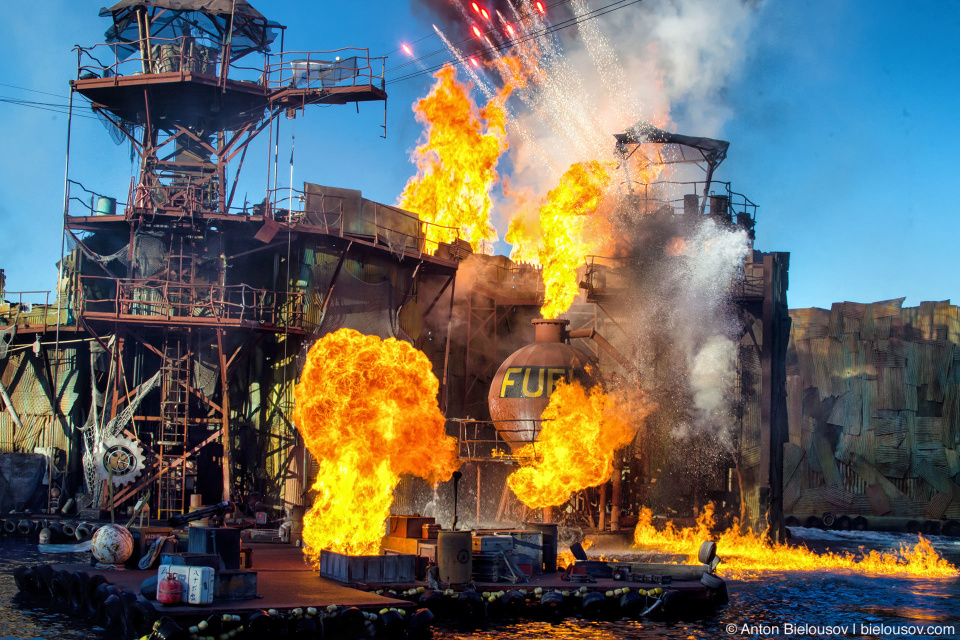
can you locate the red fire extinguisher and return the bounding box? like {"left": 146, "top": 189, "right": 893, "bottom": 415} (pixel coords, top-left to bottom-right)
{"left": 157, "top": 572, "right": 183, "bottom": 605}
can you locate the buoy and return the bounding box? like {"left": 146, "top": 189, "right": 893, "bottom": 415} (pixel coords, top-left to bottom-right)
{"left": 157, "top": 573, "right": 183, "bottom": 605}
{"left": 17, "top": 519, "right": 34, "bottom": 536}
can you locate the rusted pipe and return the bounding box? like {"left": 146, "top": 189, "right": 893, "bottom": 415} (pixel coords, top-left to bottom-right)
{"left": 0, "top": 378, "right": 23, "bottom": 434}
{"left": 598, "top": 482, "right": 607, "bottom": 531}
{"left": 566, "top": 327, "right": 640, "bottom": 380}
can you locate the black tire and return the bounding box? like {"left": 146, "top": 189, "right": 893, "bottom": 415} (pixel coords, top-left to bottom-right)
{"left": 13, "top": 566, "right": 33, "bottom": 594}
{"left": 50, "top": 570, "right": 72, "bottom": 611}
{"left": 836, "top": 515, "right": 851, "bottom": 530}
{"left": 805, "top": 516, "right": 821, "bottom": 529}
{"left": 784, "top": 516, "right": 800, "bottom": 527}
{"left": 34, "top": 565, "right": 54, "bottom": 601}
{"left": 68, "top": 572, "right": 90, "bottom": 615}
{"left": 921, "top": 520, "right": 941, "bottom": 536}
{"left": 822, "top": 513, "right": 836, "bottom": 528}
{"left": 126, "top": 598, "right": 158, "bottom": 638}
{"left": 94, "top": 584, "right": 120, "bottom": 625}
{"left": 85, "top": 575, "right": 107, "bottom": 620}
{"left": 943, "top": 520, "right": 960, "bottom": 537}
{"left": 102, "top": 594, "right": 125, "bottom": 632}
{"left": 853, "top": 516, "right": 869, "bottom": 531}
{"left": 905, "top": 520, "right": 921, "bottom": 534}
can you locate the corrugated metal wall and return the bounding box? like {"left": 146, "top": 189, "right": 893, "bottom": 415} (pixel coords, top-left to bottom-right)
{"left": 785, "top": 299, "right": 960, "bottom": 522}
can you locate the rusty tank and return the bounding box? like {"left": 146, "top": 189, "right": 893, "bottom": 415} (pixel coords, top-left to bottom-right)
{"left": 487, "top": 318, "right": 600, "bottom": 451}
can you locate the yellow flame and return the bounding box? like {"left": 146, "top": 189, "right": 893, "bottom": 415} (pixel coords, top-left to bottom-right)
{"left": 398, "top": 65, "right": 512, "bottom": 254}
{"left": 536, "top": 161, "right": 613, "bottom": 318}
{"left": 634, "top": 504, "right": 959, "bottom": 579}
{"left": 507, "top": 380, "right": 653, "bottom": 508}
{"left": 293, "top": 329, "right": 459, "bottom": 560}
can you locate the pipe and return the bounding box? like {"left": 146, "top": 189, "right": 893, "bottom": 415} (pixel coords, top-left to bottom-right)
{"left": 0, "top": 378, "right": 24, "bottom": 434}
{"left": 451, "top": 471, "right": 462, "bottom": 530}
{"left": 542, "top": 506, "right": 553, "bottom": 524}
{"left": 598, "top": 483, "right": 607, "bottom": 531}
{"left": 610, "top": 452, "right": 622, "bottom": 532}
{"left": 566, "top": 328, "right": 640, "bottom": 380}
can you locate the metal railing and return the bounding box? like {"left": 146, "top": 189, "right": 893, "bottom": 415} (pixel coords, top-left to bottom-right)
{"left": 76, "top": 276, "right": 303, "bottom": 328}
{"left": 621, "top": 179, "right": 758, "bottom": 227}
{"left": 265, "top": 48, "right": 385, "bottom": 91}
{"left": 0, "top": 291, "right": 66, "bottom": 331}
{"left": 76, "top": 38, "right": 385, "bottom": 92}
{"left": 267, "top": 187, "right": 461, "bottom": 257}
{"left": 77, "top": 36, "right": 225, "bottom": 82}
{"left": 453, "top": 419, "right": 546, "bottom": 462}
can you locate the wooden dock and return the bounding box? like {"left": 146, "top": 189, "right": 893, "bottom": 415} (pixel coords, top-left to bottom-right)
{"left": 52, "top": 542, "right": 410, "bottom": 613}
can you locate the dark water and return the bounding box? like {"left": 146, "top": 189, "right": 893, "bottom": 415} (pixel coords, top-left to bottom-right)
{"left": 2, "top": 529, "right": 959, "bottom": 639}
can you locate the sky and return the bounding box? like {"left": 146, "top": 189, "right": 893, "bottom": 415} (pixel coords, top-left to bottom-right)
{"left": 0, "top": 0, "right": 957, "bottom": 311}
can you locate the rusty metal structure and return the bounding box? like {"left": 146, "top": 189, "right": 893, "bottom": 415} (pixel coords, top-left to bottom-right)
{"left": 0, "top": 0, "right": 465, "bottom": 519}
{"left": 435, "top": 126, "right": 792, "bottom": 540}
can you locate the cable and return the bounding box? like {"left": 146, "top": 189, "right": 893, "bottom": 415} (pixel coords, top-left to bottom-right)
{"left": 0, "top": 96, "right": 101, "bottom": 121}
{"left": 387, "top": 0, "right": 642, "bottom": 85}
{"left": 0, "top": 82, "right": 69, "bottom": 99}
{"left": 384, "top": 0, "right": 573, "bottom": 65}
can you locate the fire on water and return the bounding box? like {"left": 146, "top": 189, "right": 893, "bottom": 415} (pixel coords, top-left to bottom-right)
{"left": 633, "top": 503, "right": 959, "bottom": 579}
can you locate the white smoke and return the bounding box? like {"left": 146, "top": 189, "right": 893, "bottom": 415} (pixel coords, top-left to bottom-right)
{"left": 686, "top": 334, "right": 740, "bottom": 450}
{"left": 501, "top": 0, "right": 766, "bottom": 197}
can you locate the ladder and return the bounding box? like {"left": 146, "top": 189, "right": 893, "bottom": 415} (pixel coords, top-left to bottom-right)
{"left": 157, "top": 331, "right": 192, "bottom": 519}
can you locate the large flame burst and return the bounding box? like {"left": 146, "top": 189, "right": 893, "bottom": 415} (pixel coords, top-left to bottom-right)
{"left": 399, "top": 65, "right": 512, "bottom": 254}
{"left": 293, "top": 329, "right": 459, "bottom": 560}
{"left": 507, "top": 380, "right": 653, "bottom": 508}
{"left": 533, "top": 160, "right": 613, "bottom": 319}
{"left": 634, "top": 504, "right": 959, "bottom": 579}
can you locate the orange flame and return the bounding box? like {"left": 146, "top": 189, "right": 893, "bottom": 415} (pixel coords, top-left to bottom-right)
{"left": 507, "top": 380, "right": 653, "bottom": 508}
{"left": 293, "top": 329, "right": 459, "bottom": 560}
{"left": 399, "top": 65, "right": 512, "bottom": 254}
{"left": 634, "top": 504, "right": 959, "bottom": 579}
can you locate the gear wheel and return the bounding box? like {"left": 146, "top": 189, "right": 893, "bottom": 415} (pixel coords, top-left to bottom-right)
{"left": 95, "top": 434, "right": 145, "bottom": 486}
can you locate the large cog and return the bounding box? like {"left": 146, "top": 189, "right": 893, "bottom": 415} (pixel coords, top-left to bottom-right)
{"left": 95, "top": 434, "right": 145, "bottom": 486}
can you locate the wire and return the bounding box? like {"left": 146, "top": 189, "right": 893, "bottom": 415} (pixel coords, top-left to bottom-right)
{"left": 387, "top": 0, "right": 642, "bottom": 85}
{"left": 383, "top": 0, "right": 572, "bottom": 64}
{"left": 0, "top": 82, "right": 68, "bottom": 99}
{"left": 0, "top": 95, "right": 100, "bottom": 121}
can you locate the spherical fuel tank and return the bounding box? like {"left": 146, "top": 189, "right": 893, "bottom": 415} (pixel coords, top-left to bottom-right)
{"left": 488, "top": 319, "right": 600, "bottom": 450}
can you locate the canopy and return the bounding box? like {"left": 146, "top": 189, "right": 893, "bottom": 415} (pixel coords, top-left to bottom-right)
{"left": 615, "top": 121, "right": 730, "bottom": 168}
{"left": 99, "top": 0, "right": 281, "bottom": 60}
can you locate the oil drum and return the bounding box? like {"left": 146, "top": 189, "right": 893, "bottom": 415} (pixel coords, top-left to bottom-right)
{"left": 437, "top": 531, "right": 472, "bottom": 584}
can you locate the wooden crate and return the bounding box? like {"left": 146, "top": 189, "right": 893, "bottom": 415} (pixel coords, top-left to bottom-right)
{"left": 319, "top": 550, "right": 415, "bottom": 584}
